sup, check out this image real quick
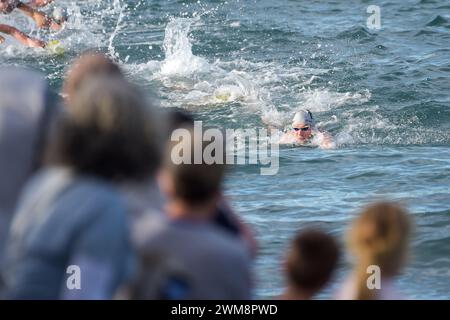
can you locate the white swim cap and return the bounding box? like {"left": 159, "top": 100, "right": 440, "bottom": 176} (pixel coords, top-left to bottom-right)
{"left": 292, "top": 110, "right": 315, "bottom": 127}
{"left": 52, "top": 7, "right": 68, "bottom": 23}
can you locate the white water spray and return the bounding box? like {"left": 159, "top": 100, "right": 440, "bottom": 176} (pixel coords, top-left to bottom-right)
{"left": 108, "top": 0, "right": 126, "bottom": 60}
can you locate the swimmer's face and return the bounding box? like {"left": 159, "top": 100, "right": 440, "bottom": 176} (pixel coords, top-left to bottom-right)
{"left": 292, "top": 123, "right": 312, "bottom": 140}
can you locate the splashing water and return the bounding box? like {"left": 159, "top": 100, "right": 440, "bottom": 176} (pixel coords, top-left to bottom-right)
{"left": 107, "top": 0, "right": 127, "bottom": 61}
{"left": 160, "top": 17, "right": 208, "bottom": 76}
{"left": 1, "top": 0, "right": 449, "bottom": 301}
{"left": 127, "top": 16, "right": 264, "bottom": 112}
{"left": 1, "top": 1, "right": 448, "bottom": 147}
{"left": 129, "top": 14, "right": 378, "bottom": 147}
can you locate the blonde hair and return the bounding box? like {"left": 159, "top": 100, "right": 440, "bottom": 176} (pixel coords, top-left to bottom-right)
{"left": 348, "top": 202, "right": 412, "bottom": 300}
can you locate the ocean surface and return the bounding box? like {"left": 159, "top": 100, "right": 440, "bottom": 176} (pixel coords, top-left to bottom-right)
{"left": 1, "top": 0, "right": 449, "bottom": 299}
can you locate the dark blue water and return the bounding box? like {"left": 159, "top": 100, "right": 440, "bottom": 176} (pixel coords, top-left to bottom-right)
{"left": 1, "top": 0, "right": 449, "bottom": 299}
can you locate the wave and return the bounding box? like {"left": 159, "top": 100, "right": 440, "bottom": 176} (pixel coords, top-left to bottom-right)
{"left": 336, "top": 26, "right": 376, "bottom": 41}
{"left": 124, "top": 14, "right": 450, "bottom": 147}
{"left": 425, "top": 15, "right": 449, "bottom": 27}
{"left": 0, "top": 0, "right": 121, "bottom": 58}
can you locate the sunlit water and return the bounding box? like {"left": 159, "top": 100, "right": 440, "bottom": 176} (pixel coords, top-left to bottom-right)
{"left": 1, "top": 0, "right": 449, "bottom": 299}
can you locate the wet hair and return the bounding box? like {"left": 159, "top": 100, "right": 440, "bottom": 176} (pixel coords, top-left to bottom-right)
{"left": 63, "top": 52, "right": 123, "bottom": 102}
{"left": 0, "top": 0, "right": 19, "bottom": 14}
{"left": 306, "top": 109, "right": 313, "bottom": 122}
{"left": 168, "top": 108, "right": 194, "bottom": 129}
{"left": 165, "top": 128, "right": 226, "bottom": 206}
{"left": 165, "top": 109, "right": 243, "bottom": 235}
{"left": 286, "top": 229, "right": 340, "bottom": 294}
{"left": 348, "top": 202, "right": 412, "bottom": 300}
{"left": 47, "top": 76, "right": 163, "bottom": 182}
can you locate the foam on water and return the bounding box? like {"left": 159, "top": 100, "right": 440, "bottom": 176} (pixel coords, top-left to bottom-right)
{"left": 128, "top": 15, "right": 377, "bottom": 148}
{"left": 128, "top": 16, "right": 263, "bottom": 110}
{"left": 0, "top": 1, "right": 121, "bottom": 59}
{"left": 2, "top": 1, "right": 446, "bottom": 148}
{"left": 160, "top": 17, "right": 209, "bottom": 76}
{"left": 294, "top": 88, "right": 371, "bottom": 113}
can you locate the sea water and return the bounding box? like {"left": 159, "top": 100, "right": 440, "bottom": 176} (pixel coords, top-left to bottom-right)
{"left": 1, "top": 0, "right": 449, "bottom": 299}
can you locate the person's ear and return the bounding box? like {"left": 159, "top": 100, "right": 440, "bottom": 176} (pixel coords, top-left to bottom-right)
{"left": 157, "top": 169, "right": 175, "bottom": 198}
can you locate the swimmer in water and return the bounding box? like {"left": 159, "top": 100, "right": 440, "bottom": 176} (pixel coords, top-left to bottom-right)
{"left": 0, "top": 23, "right": 46, "bottom": 47}
{"left": 279, "top": 109, "right": 335, "bottom": 149}
{"left": 27, "top": 0, "right": 54, "bottom": 7}
{"left": 0, "top": 0, "right": 64, "bottom": 48}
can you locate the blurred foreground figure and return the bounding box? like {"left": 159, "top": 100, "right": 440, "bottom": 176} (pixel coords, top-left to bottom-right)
{"left": 0, "top": 67, "right": 60, "bottom": 297}
{"left": 337, "top": 202, "right": 412, "bottom": 300}
{"left": 166, "top": 108, "right": 258, "bottom": 258}
{"left": 279, "top": 229, "right": 340, "bottom": 300}
{"left": 3, "top": 77, "right": 159, "bottom": 299}
{"left": 126, "top": 128, "right": 252, "bottom": 299}
{"left": 63, "top": 52, "right": 124, "bottom": 103}
{"left": 63, "top": 52, "right": 166, "bottom": 250}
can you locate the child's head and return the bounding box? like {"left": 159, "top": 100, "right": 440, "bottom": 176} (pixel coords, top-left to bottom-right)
{"left": 285, "top": 229, "right": 340, "bottom": 297}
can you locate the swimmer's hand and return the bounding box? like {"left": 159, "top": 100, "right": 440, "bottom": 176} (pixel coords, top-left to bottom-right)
{"left": 0, "top": 35, "right": 5, "bottom": 44}
{"left": 17, "top": 2, "right": 63, "bottom": 31}
{"left": 279, "top": 131, "right": 301, "bottom": 145}
{"left": 315, "top": 131, "right": 335, "bottom": 149}
{"left": 320, "top": 139, "right": 335, "bottom": 150}
{"left": 33, "top": 10, "right": 63, "bottom": 31}
{"left": 28, "top": 37, "right": 46, "bottom": 48}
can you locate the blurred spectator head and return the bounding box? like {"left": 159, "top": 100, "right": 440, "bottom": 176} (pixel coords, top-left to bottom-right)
{"left": 48, "top": 76, "right": 163, "bottom": 182}
{"left": 348, "top": 201, "right": 412, "bottom": 299}
{"left": 166, "top": 108, "right": 194, "bottom": 132}
{"left": 161, "top": 128, "right": 226, "bottom": 210}
{"left": 63, "top": 52, "right": 123, "bottom": 103}
{"left": 284, "top": 229, "right": 340, "bottom": 299}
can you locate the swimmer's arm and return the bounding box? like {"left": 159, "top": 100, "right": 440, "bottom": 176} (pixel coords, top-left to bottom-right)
{"left": 279, "top": 131, "right": 297, "bottom": 144}
{"left": 27, "top": 0, "right": 54, "bottom": 7}
{"left": 0, "top": 24, "right": 46, "bottom": 47}
{"left": 279, "top": 133, "right": 290, "bottom": 144}
{"left": 16, "top": 2, "right": 62, "bottom": 31}
{"left": 317, "top": 130, "right": 335, "bottom": 149}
